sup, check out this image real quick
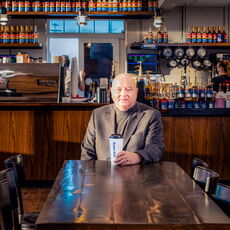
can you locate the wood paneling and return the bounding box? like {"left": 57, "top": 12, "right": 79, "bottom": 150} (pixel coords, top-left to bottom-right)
{"left": 0, "top": 106, "right": 229, "bottom": 180}
{"left": 162, "top": 116, "right": 230, "bottom": 179}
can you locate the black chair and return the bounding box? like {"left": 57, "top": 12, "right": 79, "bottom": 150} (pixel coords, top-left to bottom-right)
{"left": 0, "top": 179, "right": 13, "bottom": 230}
{"left": 193, "top": 166, "right": 219, "bottom": 195}
{"left": 0, "top": 168, "right": 20, "bottom": 230}
{"left": 191, "top": 157, "right": 209, "bottom": 178}
{"left": 4, "top": 155, "right": 38, "bottom": 229}
{"left": 213, "top": 183, "right": 230, "bottom": 217}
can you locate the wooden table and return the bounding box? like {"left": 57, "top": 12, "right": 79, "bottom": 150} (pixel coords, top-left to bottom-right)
{"left": 36, "top": 161, "right": 230, "bottom": 230}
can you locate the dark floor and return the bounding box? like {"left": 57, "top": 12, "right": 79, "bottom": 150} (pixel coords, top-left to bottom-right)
{"left": 22, "top": 188, "right": 50, "bottom": 213}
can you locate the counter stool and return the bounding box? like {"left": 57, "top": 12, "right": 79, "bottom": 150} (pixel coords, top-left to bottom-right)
{"left": 213, "top": 183, "right": 230, "bottom": 217}
{"left": 193, "top": 166, "right": 219, "bottom": 195}
{"left": 4, "top": 155, "right": 38, "bottom": 230}
{"left": 191, "top": 158, "right": 209, "bottom": 178}
{"left": 0, "top": 179, "right": 13, "bottom": 230}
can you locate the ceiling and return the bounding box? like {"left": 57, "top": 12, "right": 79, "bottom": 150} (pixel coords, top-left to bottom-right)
{"left": 159, "top": 0, "right": 229, "bottom": 10}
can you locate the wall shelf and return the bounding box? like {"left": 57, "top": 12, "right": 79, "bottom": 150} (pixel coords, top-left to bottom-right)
{"left": 131, "top": 42, "right": 230, "bottom": 50}
{"left": 0, "top": 43, "right": 42, "bottom": 49}
{"left": 157, "top": 43, "right": 230, "bottom": 47}
{"left": 8, "top": 11, "right": 154, "bottom": 19}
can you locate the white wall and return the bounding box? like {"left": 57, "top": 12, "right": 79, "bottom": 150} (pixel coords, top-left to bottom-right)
{"left": 125, "top": 6, "right": 229, "bottom": 84}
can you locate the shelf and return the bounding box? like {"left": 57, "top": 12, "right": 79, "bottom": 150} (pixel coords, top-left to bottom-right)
{"left": 8, "top": 11, "right": 154, "bottom": 19}
{"left": 0, "top": 43, "right": 42, "bottom": 49}
{"left": 162, "top": 108, "right": 230, "bottom": 117}
{"left": 157, "top": 43, "right": 230, "bottom": 47}
{"left": 131, "top": 42, "right": 230, "bottom": 50}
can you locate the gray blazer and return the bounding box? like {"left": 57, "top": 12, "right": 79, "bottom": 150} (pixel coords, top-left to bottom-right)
{"left": 81, "top": 102, "right": 164, "bottom": 163}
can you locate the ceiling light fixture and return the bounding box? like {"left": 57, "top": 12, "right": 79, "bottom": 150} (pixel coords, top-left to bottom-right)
{"left": 75, "top": 7, "right": 89, "bottom": 26}
{"left": 152, "top": 8, "right": 163, "bottom": 28}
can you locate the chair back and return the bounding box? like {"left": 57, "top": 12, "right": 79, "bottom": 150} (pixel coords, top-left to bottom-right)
{"left": 191, "top": 158, "right": 209, "bottom": 177}
{"left": 0, "top": 169, "right": 18, "bottom": 210}
{"left": 213, "top": 183, "right": 230, "bottom": 217}
{"left": 0, "top": 179, "right": 13, "bottom": 230}
{"left": 4, "top": 155, "right": 25, "bottom": 216}
{"left": 4, "top": 154, "right": 25, "bottom": 189}
{"left": 193, "top": 166, "right": 219, "bottom": 195}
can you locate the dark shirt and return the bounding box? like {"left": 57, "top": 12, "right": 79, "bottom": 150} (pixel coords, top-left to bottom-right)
{"left": 113, "top": 103, "right": 138, "bottom": 136}
{"left": 212, "top": 75, "right": 230, "bottom": 93}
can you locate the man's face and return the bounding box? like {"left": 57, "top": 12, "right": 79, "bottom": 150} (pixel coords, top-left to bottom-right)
{"left": 111, "top": 75, "right": 138, "bottom": 111}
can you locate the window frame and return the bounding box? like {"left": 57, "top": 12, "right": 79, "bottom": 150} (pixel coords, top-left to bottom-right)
{"left": 46, "top": 19, "right": 125, "bottom": 75}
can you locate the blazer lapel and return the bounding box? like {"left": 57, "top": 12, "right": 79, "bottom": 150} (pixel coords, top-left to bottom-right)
{"left": 123, "top": 111, "right": 144, "bottom": 149}
{"left": 104, "top": 106, "right": 116, "bottom": 138}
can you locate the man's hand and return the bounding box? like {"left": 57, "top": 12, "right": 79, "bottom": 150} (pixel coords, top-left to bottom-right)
{"left": 114, "top": 151, "right": 141, "bottom": 166}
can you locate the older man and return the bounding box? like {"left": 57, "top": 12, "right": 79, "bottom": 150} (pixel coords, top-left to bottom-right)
{"left": 81, "top": 73, "right": 164, "bottom": 165}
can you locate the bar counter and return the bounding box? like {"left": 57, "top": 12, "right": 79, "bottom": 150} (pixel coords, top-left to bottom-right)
{"left": 0, "top": 102, "right": 229, "bottom": 180}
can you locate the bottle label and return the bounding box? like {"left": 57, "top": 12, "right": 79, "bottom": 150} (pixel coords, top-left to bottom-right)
{"left": 209, "top": 101, "right": 214, "bottom": 108}
{"left": 66, "top": 2, "right": 71, "bottom": 11}
{"left": 3, "top": 33, "right": 10, "bottom": 44}
{"left": 19, "top": 2, "right": 25, "bottom": 11}
{"left": 215, "top": 98, "right": 225, "bottom": 108}
{"left": 178, "top": 89, "right": 184, "bottom": 98}
{"left": 61, "top": 1, "right": 66, "bottom": 12}
{"left": 10, "top": 33, "right": 15, "bottom": 43}
{"left": 185, "top": 89, "right": 192, "bottom": 98}
{"left": 76, "top": 2, "right": 81, "bottom": 11}
{"left": 12, "top": 1, "right": 19, "bottom": 11}
{"left": 82, "top": 2, "right": 87, "bottom": 9}
{"left": 186, "top": 33, "right": 192, "bottom": 43}
{"left": 206, "top": 89, "right": 213, "bottom": 99}
{"left": 112, "top": 1, "right": 118, "bottom": 11}
{"left": 49, "top": 1, "right": 55, "bottom": 12}
{"left": 101, "top": 2, "right": 108, "bottom": 11}
{"left": 56, "top": 2, "right": 61, "bottom": 11}
{"left": 34, "top": 1, "right": 41, "bottom": 11}
{"left": 212, "top": 34, "right": 217, "bottom": 43}
{"left": 137, "top": 0, "right": 142, "bottom": 11}
{"left": 192, "top": 89, "right": 199, "bottom": 98}
{"left": 24, "top": 33, "right": 30, "bottom": 42}
{"left": 201, "top": 101, "right": 207, "bottom": 108}
{"left": 181, "top": 101, "right": 186, "bottom": 108}
{"left": 132, "top": 1, "right": 137, "bottom": 11}
{"left": 19, "top": 33, "right": 25, "bottom": 43}
{"left": 168, "top": 100, "right": 175, "bottom": 109}
{"left": 186, "top": 101, "right": 193, "bottom": 108}
{"left": 123, "top": 1, "right": 128, "bottom": 11}
{"left": 197, "top": 33, "right": 202, "bottom": 43}
{"left": 193, "top": 101, "right": 200, "bottom": 108}
{"left": 161, "top": 101, "right": 168, "bottom": 111}
{"left": 202, "top": 33, "right": 207, "bottom": 42}
{"left": 191, "top": 32, "right": 197, "bottom": 43}
{"left": 25, "top": 1, "right": 31, "bottom": 11}
{"left": 217, "top": 34, "right": 223, "bottom": 43}
{"left": 157, "top": 33, "right": 163, "bottom": 43}
{"left": 127, "top": 1, "right": 132, "bottom": 11}
{"left": 33, "top": 33, "right": 39, "bottom": 43}
{"left": 208, "top": 33, "right": 213, "bottom": 43}
{"left": 163, "top": 33, "right": 168, "bottom": 43}
{"left": 199, "top": 89, "right": 205, "bottom": 98}
{"left": 97, "top": 2, "right": 102, "bottom": 11}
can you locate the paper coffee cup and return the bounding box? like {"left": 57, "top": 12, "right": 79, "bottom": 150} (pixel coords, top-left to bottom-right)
{"left": 109, "top": 134, "right": 124, "bottom": 165}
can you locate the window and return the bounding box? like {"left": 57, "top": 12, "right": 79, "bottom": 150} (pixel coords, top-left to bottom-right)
{"left": 49, "top": 20, "right": 124, "bottom": 34}
{"left": 47, "top": 19, "right": 124, "bottom": 82}
{"left": 48, "top": 38, "right": 79, "bottom": 62}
